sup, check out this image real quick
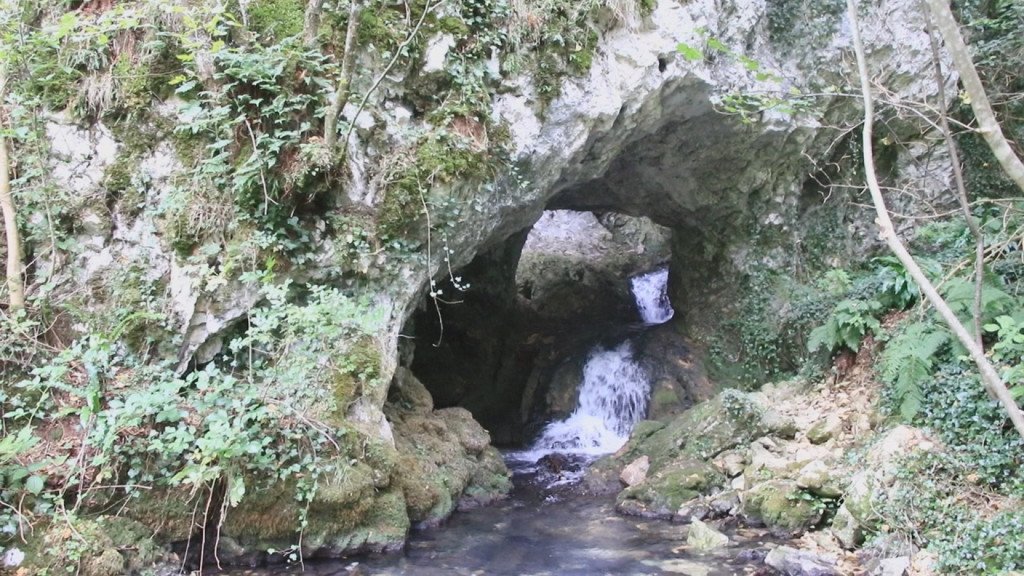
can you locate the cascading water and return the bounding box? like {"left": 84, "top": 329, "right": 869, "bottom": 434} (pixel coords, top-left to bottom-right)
{"left": 631, "top": 268, "right": 674, "bottom": 324}
{"left": 526, "top": 341, "right": 650, "bottom": 457}
{"left": 508, "top": 268, "right": 674, "bottom": 485}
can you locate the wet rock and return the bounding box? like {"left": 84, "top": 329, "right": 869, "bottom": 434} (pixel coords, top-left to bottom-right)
{"left": 687, "top": 518, "right": 729, "bottom": 553}
{"left": 806, "top": 415, "right": 842, "bottom": 445}
{"left": 620, "top": 455, "right": 650, "bottom": 486}
{"left": 540, "top": 452, "right": 571, "bottom": 475}
{"left": 633, "top": 324, "right": 721, "bottom": 419}
{"left": 736, "top": 548, "right": 768, "bottom": 563}
{"left": 764, "top": 546, "right": 838, "bottom": 576}
{"left": 618, "top": 459, "right": 724, "bottom": 518}
{"left": 674, "top": 498, "right": 712, "bottom": 523}
{"left": 708, "top": 490, "right": 741, "bottom": 517}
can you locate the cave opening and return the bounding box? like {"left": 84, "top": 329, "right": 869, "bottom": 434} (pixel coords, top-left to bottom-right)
{"left": 401, "top": 208, "right": 716, "bottom": 448}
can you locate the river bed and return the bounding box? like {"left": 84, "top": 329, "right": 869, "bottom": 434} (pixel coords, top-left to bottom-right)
{"left": 216, "top": 476, "right": 776, "bottom": 576}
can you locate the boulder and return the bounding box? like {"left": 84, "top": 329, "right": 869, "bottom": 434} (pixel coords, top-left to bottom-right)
{"left": 764, "top": 546, "right": 838, "bottom": 576}
{"left": 795, "top": 460, "right": 842, "bottom": 498}
{"left": 806, "top": 415, "right": 843, "bottom": 445}
{"left": 687, "top": 518, "right": 729, "bottom": 553}
{"left": 620, "top": 455, "right": 650, "bottom": 486}
{"left": 830, "top": 504, "right": 865, "bottom": 549}
{"left": 743, "top": 480, "right": 823, "bottom": 537}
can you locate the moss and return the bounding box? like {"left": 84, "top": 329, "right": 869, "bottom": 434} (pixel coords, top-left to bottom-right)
{"left": 122, "top": 484, "right": 201, "bottom": 541}
{"left": 437, "top": 16, "right": 470, "bottom": 36}
{"left": 765, "top": 0, "right": 843, "bottom": 51}
{"left": 744, "top": 480, "right": 824, "bottom": 535}
{"left": 331, "top": 336, "right": 382, "bottom": 421}
{"left": 377, "top": 129, "right": 495, "bottom": 241}
{"left": 24, "top": 516, "right": 166, "bottom": 576}
{"left": 567, "top": 30, "right": 599, "bottom": 75}
{"left": 248, "top": 0, "right": 305, "bottom": 41}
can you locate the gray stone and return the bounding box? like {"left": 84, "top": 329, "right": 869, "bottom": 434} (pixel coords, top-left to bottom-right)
{"left": 708, "top": 490, "right": 741, "bottom": 516}
{"left": 764, "top": 546, "right": 838, "bottom": 576}
{"left": 715, "top": 450, "right": 747, "bottom": 478}
{"left": 806, "top": 415, "right": 842, "bottom": 444}
{"left": 796, "top": 460, "right": 842, "bottom": 498}
{"left": 686, "top": 518, "right": 729, "bottom": 553}
{"left": 830, "top": 504, "right": 864, "bottom": 549}
{"left": 871, "top": 556, "right": 911, "bottom": 576}
{"left": 620, "top": 455, "right": 650, "bottom": 486}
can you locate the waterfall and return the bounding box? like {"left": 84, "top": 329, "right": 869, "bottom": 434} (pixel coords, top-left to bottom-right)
{"left": 631, "top": 268, "right": 674, "bottom": 324}
{"left": 512, "top": 268, "right": 673, "bottom": 470}
{"left": 527, "top": 342, "right": 650, "bottom": 457}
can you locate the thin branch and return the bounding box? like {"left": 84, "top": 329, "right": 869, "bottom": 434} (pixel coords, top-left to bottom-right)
{"left": 925, "top": 9, "right": 985, "bottom": 346}
{"left": 847, "top": 0, "right": 1024, "bottom": 439}
{"left": 339, "top": 0, "right": 439, "bottom": 160}
{"left": 1, "top": 71, "right": 25, "bottom": 310}
{"left": 924, "top": 0, "right": 1024, "bottom": 194}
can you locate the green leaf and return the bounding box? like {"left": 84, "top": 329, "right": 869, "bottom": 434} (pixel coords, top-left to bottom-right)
{"left": 25, "top": 474, "right": 45, "bottom": 496}
{"left": 227, "top": 476, "right": 246, "bottom": 507}
{"left": 676, "top": 43, "right": 702, "bottom": 62}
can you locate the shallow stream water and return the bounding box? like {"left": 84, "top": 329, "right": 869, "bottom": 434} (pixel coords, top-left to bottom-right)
{"left": 218, "top": 480, "right": 776, "bottom": 576}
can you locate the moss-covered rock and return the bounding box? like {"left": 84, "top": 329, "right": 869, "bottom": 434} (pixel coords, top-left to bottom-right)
{"left": 616, "top": 459, "right": 724, "bottom": 519}
{"left": 391, "top": 406, "right": 511, "bottom": 527}
{"left": 743, "top": 480, "right": 823, "bottom": 537}
{"left": 386, "top": 370, "right": 510, "bottom": 527}
{"left": 23, "top": 516, "right": 168, "bottom": 576}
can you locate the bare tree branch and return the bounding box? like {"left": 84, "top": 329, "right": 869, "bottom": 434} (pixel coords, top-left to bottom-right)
{"left": 303, "top": 0, "right": 326, "bottom": 46}
{"left": 925, "top": 0, "right": 1024, "bottom": 194}
{"left": 925, "top": 8, "right": 985, "bottom": 346}
{"left": 846, "top": 0, "right": 1024, "bottom": 439}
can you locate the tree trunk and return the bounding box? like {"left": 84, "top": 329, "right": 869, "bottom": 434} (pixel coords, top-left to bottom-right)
{"left": 323, "top": 0, "right": 361, "bottom": 150}
{"left": 303, "top": 0, "right": 326, "bottom": 47}
{"left": 924, "top": 0, "right": 1024, "bottom": 195}
{"left": 0, "top": 126, "right": 24, "bottom": 311}
{"left": 846, "top": 0, "right": 1024, "bottom": 440}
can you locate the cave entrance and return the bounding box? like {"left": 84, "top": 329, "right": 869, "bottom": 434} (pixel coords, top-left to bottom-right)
{"left": 402, "top": 209, "right": 714, "bottom": 447}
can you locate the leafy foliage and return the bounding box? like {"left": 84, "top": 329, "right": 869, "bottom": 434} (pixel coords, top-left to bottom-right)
{"left": 0, "top": 279, "right": 387, "bottom": 558}
{"left": 807, "top": 298, "right": 882, "bottom": 354}
{"left": 872, "top": 255, "right": 920, "bottom": 310}
{"left": 879, "top": 321, "right": 949, "bottom": 419}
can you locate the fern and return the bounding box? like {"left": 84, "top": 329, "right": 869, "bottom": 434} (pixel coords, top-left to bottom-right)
{"left": 881, "top": 321, "right": 950, "bottom": 420}
{"left": 807, "top": 299, "right": 882, "bottom": 354}
{"left": 942, "top": 276, "right": 1012, "bottom": 326}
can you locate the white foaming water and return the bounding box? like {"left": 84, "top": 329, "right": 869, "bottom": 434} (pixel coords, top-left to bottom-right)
{"left": 533, "top": 342, "right": 649, "bottom": 455}
{"left": 508, "top": 268, "right": 672, "bottom": 485}
{"left": 631, "top": 268, "right": 674, "bottom": 324}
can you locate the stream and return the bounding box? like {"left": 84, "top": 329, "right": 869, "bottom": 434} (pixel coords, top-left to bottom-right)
{"left": 218, "top": 269, "right": 778, "bottom": 575}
